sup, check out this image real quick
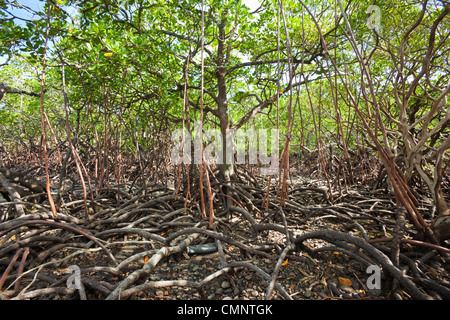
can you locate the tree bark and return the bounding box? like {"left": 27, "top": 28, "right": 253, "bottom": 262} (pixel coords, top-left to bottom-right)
{"left": 215, "top": 11, "right": 233, "bottom": 180}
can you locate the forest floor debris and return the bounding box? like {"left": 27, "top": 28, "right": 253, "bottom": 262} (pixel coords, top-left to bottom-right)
{"left": 0, "top": 168, "right": 449, "bottom": 300}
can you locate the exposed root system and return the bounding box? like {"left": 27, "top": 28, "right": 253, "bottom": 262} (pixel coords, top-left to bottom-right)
{"left": 1, "top": 164, "right": 449, "bottom": 301}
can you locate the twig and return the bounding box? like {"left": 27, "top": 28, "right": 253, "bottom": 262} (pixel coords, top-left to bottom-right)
{"left": 10, "top": 287, "right": 75, "bottom": 300}
{"left": 0, "top": 249, "right": 23, "bottom": 291}
{"left": 14, "top": 247, "right": 29, "bottom": 293}
{"left": 368, "top": 237, "right": 450, "bottom": 255}
{"left": 266, "top": 243, "right": 295, "bottom": 299}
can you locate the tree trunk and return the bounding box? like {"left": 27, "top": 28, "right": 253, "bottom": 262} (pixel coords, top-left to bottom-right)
{"left": 215, "top": 13, "right": 233, "bottom": 180}
{"left": 215, "top": 12, "right": 234, "bottom": 212}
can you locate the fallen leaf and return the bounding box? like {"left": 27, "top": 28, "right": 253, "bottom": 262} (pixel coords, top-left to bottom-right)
{"left": 281, "top": 259, "right": 288, "bottom": 266}
{"left": 337, "top": 277, "right": 352, "bottom": 286}
{"left": 104, "top": 52, "right": 113, "bottom": 57}
{"left": 144, "top": 256, "right": 149, "bottom": 263}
